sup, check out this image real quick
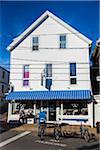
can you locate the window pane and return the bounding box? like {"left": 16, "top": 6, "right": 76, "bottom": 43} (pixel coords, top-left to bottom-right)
{"left": 24, "top": 72, "right": 29, "bottom": 78}
{"left": 60, "top": 35, "right": 66, "bottom": 48}
{"left": 32, "top": 45, "right": 38, "bottom": 50}
{"left": 60, "top": 35, "right": 66, "bottom": 41}
{"left": 45, "top": 79, "right": 52, "bottom": 91}
{"left": 46, "top": 64, "right": 52, "bottom": 77}
{"left": 63, "top": 101, "right": 88, "bottom": 115}
{"left": 32, "top": 37, "right": 38, "bottom": 50}
{"left": 2, "top": 71, "right": 5, "bottom": 78}
{"left": 70, "top": 78, "right": 77, "bottom": 84}
{"left": 24, "top": 65, "right": 29, "bottom": 72}
{"left": 23, "top": 65, "right": 29, "bottom": 78}
{"left": 23, "top": 80, "right": 29, "bottom": 86}
{"left": 33, "top": 37, "right": 38, "bottom": 43}
{"left": 60, "top": 43, "right": 66, "bottom": 48}
{"left": 70, "top": 63, "right": 76, "bottom": 76}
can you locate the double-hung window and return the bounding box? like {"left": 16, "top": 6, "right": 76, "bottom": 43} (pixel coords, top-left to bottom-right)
{"left": 23, "top": 65, "right": 29, "bottom": 86}
{"left": 32, "top": 37, "right": 39, "bottom": 50}
{"left": 60, "top": 35, "right": 66, "bottom": 49}
{"left": 70, "top": 63, "right": 77, "bottom": 84}
{"left": 45, "top": 64, "right": 52, "bottom": 90}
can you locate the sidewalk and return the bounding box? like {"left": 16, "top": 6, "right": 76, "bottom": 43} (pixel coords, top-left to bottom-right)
{"left": 11, "top": 124, "right": 38, "bottom": 132}
{"left": 0, "top": 112, "right": 7, "bottom": 122}
{"left": 11, "top": 123, "right": 99, "bottom": 138}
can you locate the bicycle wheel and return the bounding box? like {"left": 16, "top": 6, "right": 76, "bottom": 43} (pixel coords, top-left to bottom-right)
{"left": 84, "top": 130, "right": 90, "bottom": 142}
{"left": 38, "top": 126, "right": 40, "bottom": 136}
{"left": 40, "top": 127, "right": 44, "bottom": 140}
{"left": 54, "top": 129, "right": 60, "bottom": 140}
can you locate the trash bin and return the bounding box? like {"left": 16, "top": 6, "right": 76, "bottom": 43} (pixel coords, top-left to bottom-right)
{"left": 96, "top": 122, "right": 100, "bottom": 134}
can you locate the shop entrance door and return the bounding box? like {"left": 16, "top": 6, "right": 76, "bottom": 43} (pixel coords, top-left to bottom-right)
{"left": 49, "top": 102, "right": 56, "bottom": 121}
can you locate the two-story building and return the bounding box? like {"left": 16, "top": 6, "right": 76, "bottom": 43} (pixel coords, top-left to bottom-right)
{"left": 0, "top": 66, "right": 9, "bottom": 113}
{"left": 6, "top": 10, "right": 93, "bottom": 126}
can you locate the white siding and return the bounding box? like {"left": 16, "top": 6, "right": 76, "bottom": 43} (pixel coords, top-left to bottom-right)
{"left": 10, "top": 16, "right": 91, "bottom": 91}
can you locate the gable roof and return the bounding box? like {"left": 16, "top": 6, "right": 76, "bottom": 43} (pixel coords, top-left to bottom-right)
{"left": 7, "top": 10, "right": 92, "bottom": 51}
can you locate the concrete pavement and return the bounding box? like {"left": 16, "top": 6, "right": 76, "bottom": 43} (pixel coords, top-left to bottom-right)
{"left": 0, "top": 120, "right": 99, "bottom": 149}
{"left": 0, "top": 130, "right": 99, "bottom": 150}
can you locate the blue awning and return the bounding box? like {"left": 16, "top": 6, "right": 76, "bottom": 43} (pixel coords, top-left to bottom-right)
{"left": 6, "top": 90, "right": 91, "bottom": 101}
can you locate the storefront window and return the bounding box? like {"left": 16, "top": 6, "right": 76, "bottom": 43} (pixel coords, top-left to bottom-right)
{"left": 63, "top": 101, "right": 88, "bottom": 115}
{"left": 11, "top": 102, "right": 35, "bottom": 118}
{"left": 12, "top": 103, "right": 20, "bottom": 114}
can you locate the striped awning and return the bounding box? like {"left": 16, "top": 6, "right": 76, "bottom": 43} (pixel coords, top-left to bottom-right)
{"left": 5, "top": 90, "right": 91, "bottom": 101}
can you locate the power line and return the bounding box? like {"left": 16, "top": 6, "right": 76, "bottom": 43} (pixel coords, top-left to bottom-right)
{"left": 0, "top": 63, "right": 91, "bottom": 66}
{"left": 0, "top": 58, "right": 91, "bottom": 67}
{"left": 0, "top": 62, "right": 91, "bottom": 65}
{"left": 0, "top": 61, "right": 91, "bottom": 66}
{"left": 1, "top": 67, "right": 90, "bottom": 70}
{"left": 10, "top": 79, "right": 91, "bottom": 82}
{"left": 0, "top": 63, "right": 92, "bottom": 66}
{"left": 1, "top": 66, "right": 98, "bottom": 69}
{"left": 10, "top": 72, "right": 90, "bottom": 75}
{"left": 10, "top": 57, "right": 91, "bottom": 64}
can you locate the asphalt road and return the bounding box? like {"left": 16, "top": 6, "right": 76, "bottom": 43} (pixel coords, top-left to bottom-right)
{"left": 0, "top": 130, "right": 99, "bottom": 150}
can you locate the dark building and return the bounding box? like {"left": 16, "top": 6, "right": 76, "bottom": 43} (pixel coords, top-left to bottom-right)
{"left": 0, "top": 66, "right": 10, "bottom": 113}
{"left": 90, "top": 39, "right": 100, "bottom": 126}
{"left": 91, "top": 39, "right": 100, "bottom": 95}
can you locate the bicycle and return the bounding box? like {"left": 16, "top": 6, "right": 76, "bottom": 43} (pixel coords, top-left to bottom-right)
{"left": 38, "top": 112, "right": 46, "bottom": 140}
{"left": 39, "top": 123, "right": 45, "bottom": 140}
{"left": 54, "top": 124, "right": 61, "bottom": 140}
{"left": 80, "top": 125, "right": 90, "bottom": 142}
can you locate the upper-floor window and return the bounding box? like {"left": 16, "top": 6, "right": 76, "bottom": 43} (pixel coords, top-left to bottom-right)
{"left": 70, "top": 63, "right": 77, "bottom": 84}
{"left": 23, "top": 65, "right": 29, "bottom": 78}
{"left": 70, "top": 63, "right": 76, "bottom": 76}
{"left": 45, "top": 64, "right": 52, "bottom": 91}
{"left": 2, "top": 85, "right": 4, "bottom": 93}
{"left": 32, "top": 37, "right": 39, "bottom": 50}
{"left": 23, "top": 65, "right": 29, "bottom": 86}
{"left": 60, "top": 35, "right": 66, "bottom": 49}
{"left": 2, "top": 71, "right": 5, "bottom": 79}
{"left": 46, "top": 64, "right": 52, "bottom": 78}
{"left": 8, "top": 74, "right": 9, "bottom": 83}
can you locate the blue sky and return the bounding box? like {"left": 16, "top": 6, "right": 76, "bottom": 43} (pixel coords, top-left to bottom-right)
{"left": 0, "top": 1, "right": 99, "bottom": 70}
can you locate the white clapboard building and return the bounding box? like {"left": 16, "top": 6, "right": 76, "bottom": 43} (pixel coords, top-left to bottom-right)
{"left": 6, "top": 10, "right": 94, "bottom": 126}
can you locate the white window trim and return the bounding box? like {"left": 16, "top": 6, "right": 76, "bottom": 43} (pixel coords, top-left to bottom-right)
{"left": 22, "top": 65, "right": 30, "bottom": 87}
{"left": 59, "top": 34, "right": 67, "bottom": 49}
{"left": 69, "top": 62, "right": 77, "bottom": 85}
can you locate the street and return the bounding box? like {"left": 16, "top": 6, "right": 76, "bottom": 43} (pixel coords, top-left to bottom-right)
{"left": 0, "top": 129, "right": 99, "bottom": 150}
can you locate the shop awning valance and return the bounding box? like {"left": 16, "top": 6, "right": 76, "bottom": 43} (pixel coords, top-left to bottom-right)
{"left": 6, "top": 90, "right": 91, "bottom": 101}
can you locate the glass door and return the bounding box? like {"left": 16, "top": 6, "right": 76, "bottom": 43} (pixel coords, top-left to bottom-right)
{"left": 49, "top": 101, "right": 56, "bottom": 121}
